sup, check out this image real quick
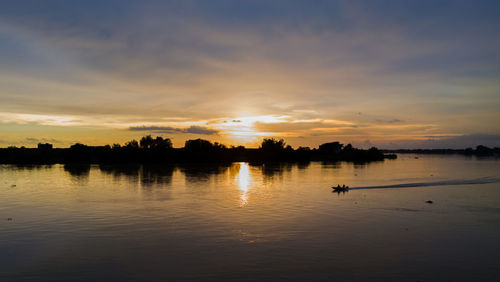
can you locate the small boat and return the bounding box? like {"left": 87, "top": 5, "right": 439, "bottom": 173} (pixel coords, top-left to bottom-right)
{"left": 332, "top": 184, "right": 349, "bottom": 192}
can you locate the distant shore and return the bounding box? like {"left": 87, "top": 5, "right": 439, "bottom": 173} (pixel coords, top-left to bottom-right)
{"left": 0, "top": 136, "right": 395, "bottom": 164}
{"left": 384, "top": 146, "right": 499, "bottom": 156}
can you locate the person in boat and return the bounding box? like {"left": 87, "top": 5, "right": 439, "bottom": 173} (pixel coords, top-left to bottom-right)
{"left": 333, "top": 185, "right": 345, "bottom": 191}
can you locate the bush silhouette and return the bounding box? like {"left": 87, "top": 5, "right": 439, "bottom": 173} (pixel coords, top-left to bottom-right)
{"left": 185, "top": 139, "right": 214, "bottom": 152}
{"left": 140, "top": 135, "right": 172, "bottom": 150}
{"left": 260, "top": 138, "right": 286, "bottom": 152}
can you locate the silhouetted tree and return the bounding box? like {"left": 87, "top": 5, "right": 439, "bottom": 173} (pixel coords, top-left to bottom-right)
{"left": 140, "top": 135, "right": 154, "bottom": 149}
{"left": 67, "top": 143, "right": 90, "bottom": 162}
{"left": 319, "top": 142, "right": 343, "bottom": 154}
{"left": 343, "top": 144, "right": 353, "bottom": 152}
{"left": 185, "top": 139, "right": 213, "bottom": 152}
{"left": 139, "top": 136, "right": 172, "bottom": 150}
{"left": 258, "top": 138, "right": 286, "bottom": 161}
{"left": 154, "top": 136, "right": 172, "bottom": 150}
{"left": 70, "top": 143, "right": 87, "bottom": 150}
{"left": 125, "top": 140, "right": 139, "bottom": 149}
{"left": 260, "top": 138, "right": 286, "bottom": 152}
{"left": 475, "top": 145, "right": 493, "bottom": 156}
{"left": 213, "top": 142, "right": 226, "bottom": 150}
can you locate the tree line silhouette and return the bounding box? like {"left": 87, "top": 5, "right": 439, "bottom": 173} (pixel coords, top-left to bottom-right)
{"left": 0, "top": 136, "right": 397, "bottom": 164}
{"left": 384, "top": 145, "right": 500, "bottom": 156}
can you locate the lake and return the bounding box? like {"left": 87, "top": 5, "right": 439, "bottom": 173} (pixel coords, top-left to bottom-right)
{"left": 1, "top": 154, "right": 500, "bottom": 281}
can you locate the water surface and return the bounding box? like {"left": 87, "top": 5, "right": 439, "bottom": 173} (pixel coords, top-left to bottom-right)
{"left": 1, "top": 155, "right": 500, "bottom": 281}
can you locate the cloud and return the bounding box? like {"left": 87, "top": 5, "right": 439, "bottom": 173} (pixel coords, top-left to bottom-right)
{"left": 129, "top": 125, "right": 218, "bottom": 135}
{"left": 375, "top": 119, "right": 402, "bottom": 124}
{"left": 253, "top": 120, "right": 356, "bottom": 133}
{"left": 184, "top": 126, "right": 219, "bottom": 135}
{"left": 25, "top": 137, "right": 61, "bottom": 143}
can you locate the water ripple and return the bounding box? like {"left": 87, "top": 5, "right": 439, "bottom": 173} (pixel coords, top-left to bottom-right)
{"left": 351, "top": 177, "right": 500, "bottom": 190}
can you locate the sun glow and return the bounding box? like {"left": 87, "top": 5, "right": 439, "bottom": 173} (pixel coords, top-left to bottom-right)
{"left": 212, "top": 115, "right": 287, "bottom": 143}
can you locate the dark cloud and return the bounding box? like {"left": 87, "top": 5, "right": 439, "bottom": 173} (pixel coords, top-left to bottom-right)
{"left": 129, "top": 125, "right": 218, "bottom": 135}
{"left": 25, "top": 137, "right": 61, "bottom": 143}
{"left": 184, "top": 126, "right": 219, "bottom": 135}
{"left": 375, "top": 119, "right": 402, "bottom": 123}
{"left": 42, "top": 138, "right": 60, "bottom": 143}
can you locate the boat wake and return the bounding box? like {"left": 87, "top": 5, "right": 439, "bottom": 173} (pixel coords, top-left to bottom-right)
{"left": 350, "top": 177, "right": 500, "bottom": 190}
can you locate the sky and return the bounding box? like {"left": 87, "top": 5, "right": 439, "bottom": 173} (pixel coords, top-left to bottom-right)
{"left": 1, "top": 0, "right": 499, "bottom": 149}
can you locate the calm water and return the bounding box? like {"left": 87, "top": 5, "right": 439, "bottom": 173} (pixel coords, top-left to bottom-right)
{"left": 1, "top": 155, "right": 500, "bottom": 281}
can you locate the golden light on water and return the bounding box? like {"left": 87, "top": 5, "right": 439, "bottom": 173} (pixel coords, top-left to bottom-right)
{"left": 236, "top": 162, "right": 251, "bottom": 207}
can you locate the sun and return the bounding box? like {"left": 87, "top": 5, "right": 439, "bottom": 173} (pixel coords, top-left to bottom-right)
{"left": 211, "top": 115, "right": 287, "bottom": 144}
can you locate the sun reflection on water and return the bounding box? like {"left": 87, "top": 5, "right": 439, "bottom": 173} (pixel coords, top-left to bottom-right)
{"left": 236, "top": 162, "right": 251, "bottom": 207}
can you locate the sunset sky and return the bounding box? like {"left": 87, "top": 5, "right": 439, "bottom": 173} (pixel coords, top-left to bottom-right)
{"left": 1, "top": 0, "right": 499, "bottom": 149}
